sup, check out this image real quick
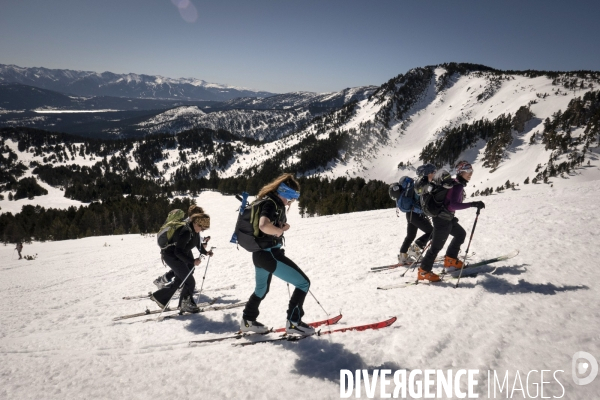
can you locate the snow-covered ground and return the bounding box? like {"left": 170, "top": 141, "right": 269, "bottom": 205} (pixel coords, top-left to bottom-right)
{"left": 1, "top": 183, "right": 599, "bottom": 399}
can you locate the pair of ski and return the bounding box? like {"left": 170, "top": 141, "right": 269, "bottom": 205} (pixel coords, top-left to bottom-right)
{"left": 151, "top": 301, "right": 247, "bottom": 322}
{"left": 122, "top": 284, "right": 236, "bottom": 300}
{"left": 113, "top": 300, "right": 246, "bottom": 321}
{"left": 189, "top": 315, "right": 397, "bottom": 346}
{"left": 370, "top": 252, "right": 475, "bottom": 273}
{"left": 377, "top": 250, "right": 520, "bottom": 290}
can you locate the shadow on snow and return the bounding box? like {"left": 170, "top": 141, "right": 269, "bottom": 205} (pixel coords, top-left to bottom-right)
{"left": 456, "top": 264, "right": 588, "bottom": 295}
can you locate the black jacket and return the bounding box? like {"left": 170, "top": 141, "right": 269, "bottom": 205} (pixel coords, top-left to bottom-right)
{"left": 256, "top": 192, "right": 287, "bottom": 249}
{"left": 162, "top": 222, "right": 201, "bottom": 265}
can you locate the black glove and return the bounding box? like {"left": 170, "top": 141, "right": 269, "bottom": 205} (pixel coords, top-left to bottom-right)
{"left": 472, "top": 201, "right": 485, "bottom": 209}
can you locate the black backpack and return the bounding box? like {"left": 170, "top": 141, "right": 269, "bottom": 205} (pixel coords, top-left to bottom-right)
{"left": 419, "top": 170, "right": 456, "bottom": 219}
{"left": 234, "top": 197, "right": 282, "bottom": 252}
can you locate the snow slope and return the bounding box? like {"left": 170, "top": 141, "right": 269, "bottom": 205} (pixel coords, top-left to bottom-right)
{"left": 1, "top": 183, "right": 599, "bottom": 399}
{"left": 197, "top": 67, "right": 599, "bottom": 199}
{"left": 320, "top": 68, "right": 596, "bottom": 189}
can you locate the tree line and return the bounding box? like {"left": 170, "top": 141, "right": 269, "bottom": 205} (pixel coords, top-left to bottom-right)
{"left": 1, "top": 196, "right": 194, "bottom": 244}
{"left": 0, "top": 173, "right": 393, "bottom": 244}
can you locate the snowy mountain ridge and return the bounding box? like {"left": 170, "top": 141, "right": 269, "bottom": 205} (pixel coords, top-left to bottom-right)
{"left": 0, "top": 64, "right": 275, "bottom": 101}
{"left": 208, "top": 63, "right": 600, "bottom": 189}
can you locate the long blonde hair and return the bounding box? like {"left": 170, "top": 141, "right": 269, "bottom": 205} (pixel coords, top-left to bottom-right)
{"left": 188, "top": 204, "right": 204, "bottom": 217}
{"left": 256, "top": 173, "right": 300, "bottom": 199}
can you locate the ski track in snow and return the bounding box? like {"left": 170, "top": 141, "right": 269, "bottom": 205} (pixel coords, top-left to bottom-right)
{"left": 1, "top": 185, "right": 599, "bottom": 399}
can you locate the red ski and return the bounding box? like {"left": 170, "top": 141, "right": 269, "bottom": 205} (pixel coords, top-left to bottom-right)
{"left": 319, "top": 316, "right": 397, "bottom": 335}
{"left": 232, "top": 316, "right": 397, "bottom": 346}
{"left": 273, "top": 313, "right": 343, "bottom": 333}
{"left": 189, "top": 314, "right": 343, "bottom": 345}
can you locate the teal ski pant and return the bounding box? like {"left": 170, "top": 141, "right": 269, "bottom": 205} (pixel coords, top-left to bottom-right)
{"left": 242, "top": 246, "right": 310, "bottom": 322}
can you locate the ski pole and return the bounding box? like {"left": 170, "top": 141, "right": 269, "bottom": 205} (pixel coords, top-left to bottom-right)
{"left": 455, "top": 207, "right": 481, "bottom": 289}
{"left": 309, "top": 290, "right": 330, "bottom": 318}
{"left": 308, "top": 289, "right": 335, "bottom": 333}
{"left": 194, "top": 247, "right": 216, "bottom": 304}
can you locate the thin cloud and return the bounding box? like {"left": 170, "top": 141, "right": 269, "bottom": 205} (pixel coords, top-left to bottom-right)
{"left": 171, "top": 0, "right": 198, "bottom": 23}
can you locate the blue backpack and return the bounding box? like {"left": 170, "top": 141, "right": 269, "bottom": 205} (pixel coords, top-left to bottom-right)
{"left": 388, "top": 176, "right": 422, "bottom": 214}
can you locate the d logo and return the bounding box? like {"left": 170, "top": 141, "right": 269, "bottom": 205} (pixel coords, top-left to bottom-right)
{"left": 572, "top": 351, "right": 598, "bottom": 386}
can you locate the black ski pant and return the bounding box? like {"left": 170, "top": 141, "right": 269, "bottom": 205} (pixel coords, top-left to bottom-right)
{"left": 162, "top": 250, "right": 194, "bottom": 282}
{"left": 400, "top": 212, "right": 433, "bottom": 253}
{"left": 153, "top": 252, "right": 196, "bottom": 307}
{"left": 420, "top": 216, "right": 466, "bottom": 272}
{"left": 243, "top": 246, "right": 310, "bottom": 323}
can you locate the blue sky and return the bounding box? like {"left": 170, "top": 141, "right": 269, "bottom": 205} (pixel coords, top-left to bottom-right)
{"left": 1, "top": 0, "right": 599, "bottom": 93}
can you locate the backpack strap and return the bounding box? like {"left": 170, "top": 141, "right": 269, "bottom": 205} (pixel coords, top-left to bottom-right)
{"left": 249, "top": 197, "right": 280, "bottom": 237}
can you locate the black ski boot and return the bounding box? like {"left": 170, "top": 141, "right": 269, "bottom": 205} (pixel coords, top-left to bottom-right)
{"left": 180, "top": 296, "right": 200, "bottom": 314}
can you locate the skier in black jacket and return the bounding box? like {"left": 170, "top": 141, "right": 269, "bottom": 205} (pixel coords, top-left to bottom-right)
{"left": 150, "top": 213, "right": 210, "bottom": 313}
{"left": 240, "top": 173, "right": 314, "bottom": 336}
{"left": 153, "top": 205, "right": 212, "bottom": 289}
{"left": 418, "top": 161, "right": 485, "bottom": 282}
{"left": 397, "top": 164, "right": 436, "bottom": 263}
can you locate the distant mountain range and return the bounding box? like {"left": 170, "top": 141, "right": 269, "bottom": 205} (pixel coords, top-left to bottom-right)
{"left": 0, "top": 68, "right": 377, "bottom": 140}
{"left": 0, "top": 82, "right": 219, "bottom": 111}
{"left": 0, "top": 64, "right": 275, "bottom": 101}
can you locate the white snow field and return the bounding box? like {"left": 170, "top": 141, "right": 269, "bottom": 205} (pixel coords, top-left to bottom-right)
{"left": 1, "top": 184, "right": 599, "bottom": 399}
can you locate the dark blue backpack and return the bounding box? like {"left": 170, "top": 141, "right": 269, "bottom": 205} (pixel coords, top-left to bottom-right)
{"left": 388, "top": 176, "right": 422, "bottom": 214}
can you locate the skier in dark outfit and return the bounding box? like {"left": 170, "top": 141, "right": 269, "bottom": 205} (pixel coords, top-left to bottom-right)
{"left": 418, "top": 161, "right": 485, "bottom": 282}
{"left": 240, "top": 173, "right": 315, "bottom": 335}
{"left": 150, "top": 213, "right": 211, "bottom": 313}
{"left": 398, "top": 164, "right": 436, "bottom": 263}
{"left": 153, "top": 205, "right": 212, "bottom": 289}
{"left": 15, "top": 241, "right": 23, "bottom": 260}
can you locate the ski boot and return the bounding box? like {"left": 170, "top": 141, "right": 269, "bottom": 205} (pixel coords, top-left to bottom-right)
{"left": 417, "top": 267, "right": 441, "bottom": 282}
{"left": 407, "top": 243, "right": 423, "bottom": 259}
{"left": 285, "top": 319, "right": 315, "bottom": 335}
{"left": 398, "top": 252, "right": 410, "bottom": 264}
{"left": 150, "top": 293, "right": 166, "bottom": 309}
{"left": 153, "top": 274, "right": 171, "bottom": 289}
{"left": 240, "top": 318, "right": 270, "bottom": 334}
{"left": 180, "top": 296, "right": 200, "bottom": 314}
{"left": 443, "top": 256, "right": 464, "bottom": 269}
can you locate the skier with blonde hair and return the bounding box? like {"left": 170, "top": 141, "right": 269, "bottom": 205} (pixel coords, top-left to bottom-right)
{"left": 239, "top": 173, "right": 314, "bottom": 335}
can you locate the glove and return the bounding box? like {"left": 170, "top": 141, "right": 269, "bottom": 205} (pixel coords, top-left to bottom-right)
{"left": 472, "top": 201, "right": 485, "bottom": 209}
